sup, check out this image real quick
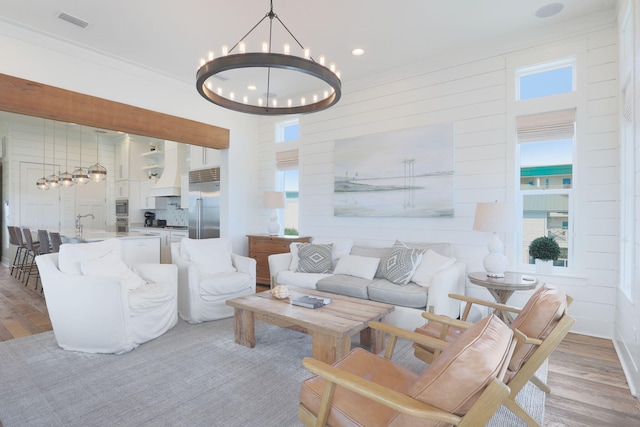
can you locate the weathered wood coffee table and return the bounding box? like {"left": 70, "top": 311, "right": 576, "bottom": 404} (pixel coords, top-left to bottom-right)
{"left": 226, "top": 287, "right": 395, "bottom": 364}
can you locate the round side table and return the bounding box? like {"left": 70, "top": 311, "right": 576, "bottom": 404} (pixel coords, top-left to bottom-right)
{"left": 467, "top": 272, "right": 538, "bottom": 324}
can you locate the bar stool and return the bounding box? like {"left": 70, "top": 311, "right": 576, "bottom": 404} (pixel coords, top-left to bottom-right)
{"left": 7, "top": 226, "right": 25, "bottom": 278}
{"left": 49, "top": 232, "right": 63, "bottom": 253}
{"left": 22, "top": 228, "right": 41, "bottom": 289}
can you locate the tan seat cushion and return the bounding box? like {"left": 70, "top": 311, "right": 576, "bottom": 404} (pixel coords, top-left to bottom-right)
{"left": 508, "top": 283, "right": 566, "bottom": 372}
{"left": 300, "top": 314, "right": 512, "bottom": 427}
{"left": 392, "top": 314, "right": 513, "bottom": 425}
{"left": 300, "top": 347, "right": 419, "bottom": 427}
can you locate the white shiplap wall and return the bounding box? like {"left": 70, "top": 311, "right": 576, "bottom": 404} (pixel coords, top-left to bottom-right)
{"left": 255, "top": 12, "right": 619, "bottom": 338}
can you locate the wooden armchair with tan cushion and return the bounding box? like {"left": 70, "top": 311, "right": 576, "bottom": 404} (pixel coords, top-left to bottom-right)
{"left": 413, "top": 283, "right": 575, "bottom": 427}
{"left": 299, "top": 314, "right": 517, "bottom": 427}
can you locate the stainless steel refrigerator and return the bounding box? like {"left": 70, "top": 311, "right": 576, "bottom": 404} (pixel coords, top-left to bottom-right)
{"left": 188, "top": 168, "right": 220, "bottom": 239}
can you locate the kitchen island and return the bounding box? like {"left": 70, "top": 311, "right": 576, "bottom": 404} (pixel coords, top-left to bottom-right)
{"left": 60, "top": 231, "right": 162, "bottom": 265}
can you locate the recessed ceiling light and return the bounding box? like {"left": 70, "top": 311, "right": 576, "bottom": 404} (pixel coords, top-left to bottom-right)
{"left": 535, "top": 2, "right": 564, "bottom": 18}
{"left": 247, "top": 85, "right": 257, "bottom": 91}
{"left": 352, "top": 48, "right": 365, "bottom": 56}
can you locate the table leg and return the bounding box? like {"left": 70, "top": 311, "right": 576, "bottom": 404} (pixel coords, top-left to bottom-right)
{"left": 234, "top": 307, "right": 255, "bottom": 348}
{"left": 311, "top": 333, "right": 351, "bottom": 364}
{"left": 360, "top": 326, "right": 385, "bottom": 355}
{"left": 486, "top": 289, "right": 516, "bottom": 324}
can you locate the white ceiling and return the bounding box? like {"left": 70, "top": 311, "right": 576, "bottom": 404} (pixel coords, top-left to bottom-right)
{"left": 0, "top": 0, "right": 619, "bottom": 105}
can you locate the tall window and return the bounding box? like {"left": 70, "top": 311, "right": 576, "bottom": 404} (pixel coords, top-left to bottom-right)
{"left": 517, "top": 109, "right": 575, "bottom": 268}
{"left": 275, "top": 118, "right": 300, "bottom": 235}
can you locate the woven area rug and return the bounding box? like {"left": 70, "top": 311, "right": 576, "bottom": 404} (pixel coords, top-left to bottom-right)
{"left": 0, "top": 318, "right": 545, "bottom": 426}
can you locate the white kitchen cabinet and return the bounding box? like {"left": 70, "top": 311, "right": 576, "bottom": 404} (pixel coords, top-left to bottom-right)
{"left": 169, "top": 229, "right": 189, "bottom": 263}
{"left": 140, "top": 179, "right": 156, "bottom": 209}
{"left": 115, "top": 137, "right": 130, "bottom": 181}
{"left": 141, "top": 149, "right": 164, "bottom": 179}
{"left": 121, "top": 237, "right": 161, "bottom": 265}
{"left": 115, "top": 181, "right": 129, "bottom": 199}
{"left": 140, "top": 228, "right": 170, "bottom": 263}
{"left": 189, "top": 145, "right": 220, "bottom": 170}
{"left": 180, "top": 174, "right": 189, "bottom": 209}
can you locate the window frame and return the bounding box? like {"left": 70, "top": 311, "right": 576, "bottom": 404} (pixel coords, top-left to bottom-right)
{"left": 515, "top": 57, "right": 576, "bottom": 101}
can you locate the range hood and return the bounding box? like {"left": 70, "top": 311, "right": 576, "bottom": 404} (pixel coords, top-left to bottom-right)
{"left": 150, "top": 140, "right": 187, "bottom": 197}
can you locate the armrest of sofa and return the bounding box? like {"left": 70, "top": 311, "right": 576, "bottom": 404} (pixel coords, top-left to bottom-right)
{"left": 268, "top": 252, "right": 292, "bottom": 286}
{"left": 427, "top": 261, "right": 466, "bottom": 318}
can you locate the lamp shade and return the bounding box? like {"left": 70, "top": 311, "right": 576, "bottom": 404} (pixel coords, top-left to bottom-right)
{"left": 263, "top": 191, "right": 285, "bottom": 209}
{"left": 473, "top": 202, "right": 514, "bottom": 233}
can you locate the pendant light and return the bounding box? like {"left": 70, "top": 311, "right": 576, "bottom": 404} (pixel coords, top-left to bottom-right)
{"left": 59, "top": 124, "right": 74, "bottom": 188}
{"left": 72, "top": 126, "right": 89, "bottom": 185}
{"left": 88, "top": 129, "right": 107, "bottom": 182}
{"left": 46, "top": 120, "right": 59, "bottom": 189}
{"left": 36, "top": 118, "right": 48, "bottom": 190}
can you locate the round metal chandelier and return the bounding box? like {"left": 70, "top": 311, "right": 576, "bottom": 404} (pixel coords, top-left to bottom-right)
{"left": 196, "top": 0, "right": 341, "bottom": 115}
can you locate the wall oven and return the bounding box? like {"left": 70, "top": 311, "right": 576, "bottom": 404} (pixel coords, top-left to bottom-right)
{"left": 116, "top": 217, "right": 128, "bottom": 233}
{"left": 115, "top": 199, "right": 129, "bottom": 217}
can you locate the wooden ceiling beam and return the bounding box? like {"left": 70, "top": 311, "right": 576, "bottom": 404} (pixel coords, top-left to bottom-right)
{"left": 0, "top": 73, "right": 229, "bottom": 149}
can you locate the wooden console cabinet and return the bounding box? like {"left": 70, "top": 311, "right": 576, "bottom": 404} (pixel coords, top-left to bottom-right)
{"left": 247, "top": 235, "right": 311, "bottom": 286}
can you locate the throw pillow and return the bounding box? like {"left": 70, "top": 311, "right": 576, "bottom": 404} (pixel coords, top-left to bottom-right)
{"left": 81, "top": 255, "right": 147, "bottom": 291}
{"left": 288, "top": 242, "right": 302, "bottom": 271}
{"left": 378, "top": 241, "right": 424, "bottom": 285}
{"left": 296, "top": 243, "right": 333, "bottom": 274}
{"left": 411, "top": 249, "right": 457, "bottom": 287}
{"left": 58, "top": 239, "right": 122, "bottom": 275}
{"left": 333, "top": 255, "right": 380, "bottom": 280}
{"left": 311, "top": 237, "right": 354, "bottom": 268}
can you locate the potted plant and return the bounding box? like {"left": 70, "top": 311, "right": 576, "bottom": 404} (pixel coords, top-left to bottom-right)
{"left": 528, "top": 236, "right": 560, "bottom": 274}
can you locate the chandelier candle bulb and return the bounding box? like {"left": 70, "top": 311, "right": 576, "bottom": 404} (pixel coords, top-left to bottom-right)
{"left": 258, "top": 98, "right": 263, "bottom": 106}
{"left": 304, "top": 48, "right": 310, "bottom": 59}
{"left": 208, "top": 51, "right": 214, "bottom": 60}
{"left": 262, "top": 42, "right": 269, "bottom": 52}
{"left": 239, "top": 42, "right": 246, "bottom": 53}
{"left": 287, "top": 99, "right": 292, "bottom": 107}
{"left": 319, "top": 55, "right": 325, "bottom": 65}
{"left": 199, "top": 58, "right": 205, "bottom": 67}
{"left": 243, "top": 96, "right": 248, "bottom": 104}
{"left": 301, "top": 97, "right": 306, "bottom": 105}
{"left": 330, "top": 63, "right": 335, "bottom": 72}
{"left": 222, "top": 45, "right": 228, "bottom": 56}
{"left": 283, "top": 43, "right": 290, "bottom": 54}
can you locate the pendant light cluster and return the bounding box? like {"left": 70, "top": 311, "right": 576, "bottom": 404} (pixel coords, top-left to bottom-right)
{"left": 36, "top": 121, "right": 108, "bottom": 190}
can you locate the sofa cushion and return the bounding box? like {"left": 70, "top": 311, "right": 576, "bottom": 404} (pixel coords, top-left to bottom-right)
{"left": 58, "top": 238, "right": 122, "bottom": 275}
{"left": 401, "top": 242, "right": 453, "bottom": 258}
{"left": 350, "top": 245, "right": 390, "bottom": 260}
{"left": 277, "top": 270, "right": 332, "bottom": 289}
{"left": 128, "top": 282, "right": 175, "bottom": 315}
{"left": 367, "top": 279, "right": 428, "bottom": 308}
{"left": 377, "top": 241, "right": 424, "bottom": 285}
{"left": 333, "top": 255, "right": 380, "bottom": 280}
{"left": 180, "top": 238, "right": 235, "bottom": 275}
{"left": 316, "top": 274, "right": 371, "bottom": 299}
{"left": 198, "top": 272, "right": 253, "bottom": 297}
{"left": 404, "top": 314, "right": 513, "bottom": 418}
{"left": 296, "top": 243, "right": 333, "bottom": 274}
{"left": 411, "top": 249, "right": 457, "bottom": 288}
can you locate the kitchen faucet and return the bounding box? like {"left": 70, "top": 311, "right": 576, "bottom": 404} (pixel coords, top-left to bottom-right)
{"left": 75, "top": 214, "right": 95, "bottom": 237}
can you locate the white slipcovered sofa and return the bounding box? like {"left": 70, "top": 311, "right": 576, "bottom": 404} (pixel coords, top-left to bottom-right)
{"left": 268, "top": 238, "right": 466, "bottom": 330}
{"left": 171, "top": 237, "right": 256, "bottom": 323}
{"left": 36, "top": 238, "right": 178, "bottom": 354}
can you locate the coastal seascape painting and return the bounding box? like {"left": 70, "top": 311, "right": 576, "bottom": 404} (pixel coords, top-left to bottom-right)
{"left": 334, "top": 123, "right": 454, "bottom": 218}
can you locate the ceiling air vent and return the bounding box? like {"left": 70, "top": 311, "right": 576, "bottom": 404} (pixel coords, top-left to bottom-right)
{"left": 57, "top": 12, "right": 90, "bottom": 29}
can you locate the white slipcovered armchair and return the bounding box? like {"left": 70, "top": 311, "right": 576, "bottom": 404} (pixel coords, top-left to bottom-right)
{"left": 35, "top": 238, "right": 178, "bottom": 354}
{"left": 171, "top": 237, "right": 256, "bottom": 323}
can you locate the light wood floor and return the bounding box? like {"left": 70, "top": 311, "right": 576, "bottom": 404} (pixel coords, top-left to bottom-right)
{"left": 1, "top": 267, "right": 639, "bottom": 425}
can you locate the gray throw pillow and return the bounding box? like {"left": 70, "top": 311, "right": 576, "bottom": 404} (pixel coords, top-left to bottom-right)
{"left": 296, "top": 243, "right": 333, "bottom": 274}
{"left": 378, "top": 241, "right": 424, "bottom": 285}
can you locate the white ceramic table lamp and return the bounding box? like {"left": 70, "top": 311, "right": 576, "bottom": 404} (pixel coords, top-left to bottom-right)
{"left": 263, "top": 191, "right": 285, "bottom": 235}
{"left": 473, "top": 202, "right": 514, "bottom": 278}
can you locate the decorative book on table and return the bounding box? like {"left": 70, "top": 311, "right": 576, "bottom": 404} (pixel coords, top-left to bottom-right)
{"left": 291, "top": 295, "right": 332, "bottom": 309}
